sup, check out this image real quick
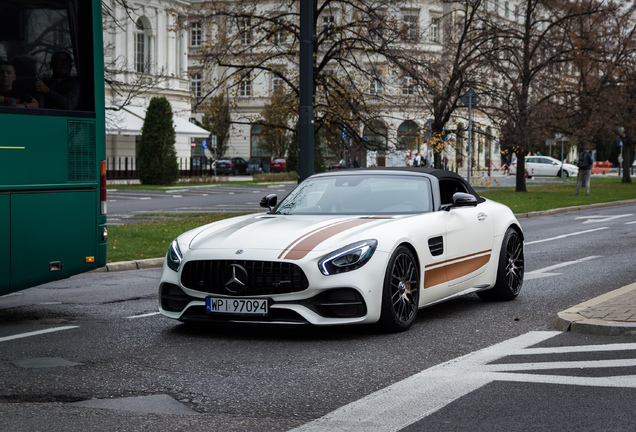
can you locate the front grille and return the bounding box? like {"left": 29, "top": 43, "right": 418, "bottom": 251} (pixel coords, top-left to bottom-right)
{"left": 181, "top": 260, "right": 309, "bottom": 296}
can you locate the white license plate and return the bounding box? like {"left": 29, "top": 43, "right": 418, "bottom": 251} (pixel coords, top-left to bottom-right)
{"left": 206, "top": 297, "right": 268, "bottom": 315}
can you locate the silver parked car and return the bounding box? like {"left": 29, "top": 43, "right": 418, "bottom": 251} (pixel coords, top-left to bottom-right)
{"left": 510, "top": 156, "right": 578, "bottom": 177}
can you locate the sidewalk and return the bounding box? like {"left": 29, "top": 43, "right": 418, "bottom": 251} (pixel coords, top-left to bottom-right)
{"left": 554, "top": 282, "right": 636, "bottom": 336}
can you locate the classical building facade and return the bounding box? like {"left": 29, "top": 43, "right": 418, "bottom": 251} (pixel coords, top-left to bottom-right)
{"left": 103, "top": 0, "right": 209, "bottom": 165}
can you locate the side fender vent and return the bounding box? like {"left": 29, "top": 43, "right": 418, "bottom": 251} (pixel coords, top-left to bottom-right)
{"left": 428, "top": 236, "right": 444, "bottom": 256}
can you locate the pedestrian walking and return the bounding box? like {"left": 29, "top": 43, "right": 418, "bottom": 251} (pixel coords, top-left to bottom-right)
{"left": 413, "top": 152, "right": 422, "bottom": 167}
{"left": 575, "top": 145, "right": 593, "bottom": 196}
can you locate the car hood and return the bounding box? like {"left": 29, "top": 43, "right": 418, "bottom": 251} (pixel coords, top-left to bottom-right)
{"left": 187, "top": 214, "right": 398, "bottom": 258}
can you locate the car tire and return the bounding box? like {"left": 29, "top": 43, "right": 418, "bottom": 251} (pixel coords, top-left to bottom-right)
{"left": 378, "top": 246, "right": 420, "bottom": 332}
{"left": 557, "top": 170, "right": 569, "bottom": 178}
{"left": 477, "top": 228, "right": 524, "bottom": 301}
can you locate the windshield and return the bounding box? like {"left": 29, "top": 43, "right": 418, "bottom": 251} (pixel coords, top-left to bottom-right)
{"left": 275, "top": 174, "right": 433, "bottom": 215}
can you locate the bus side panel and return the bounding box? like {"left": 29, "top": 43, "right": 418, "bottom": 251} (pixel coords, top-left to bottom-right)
{"left": 10, "top": 191, "right": 98, "bottom": 291}
{"left": 0, "top": 195, "right": 9, "bottom": 295}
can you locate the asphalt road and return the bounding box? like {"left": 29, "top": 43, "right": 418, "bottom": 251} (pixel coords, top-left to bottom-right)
{"left": 107, "top": 183, "right": 297, "bottom": 224}
{"left": 1, "top": 202, "right": 636, "bottom": 431}
{"left": 104, "top": 172, "right": 573, "bottom": 223}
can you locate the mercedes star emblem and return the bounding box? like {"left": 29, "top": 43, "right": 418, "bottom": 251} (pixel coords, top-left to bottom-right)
{"left": 223, "top": 264, "right": 249, "bottom": 295}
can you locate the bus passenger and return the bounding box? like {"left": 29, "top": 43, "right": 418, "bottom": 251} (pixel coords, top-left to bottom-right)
{"left": 34, "top": 51, "right": 80, "bottom": 110}
{"left": 0, "top": 60, "right": 39, "bottom": 108}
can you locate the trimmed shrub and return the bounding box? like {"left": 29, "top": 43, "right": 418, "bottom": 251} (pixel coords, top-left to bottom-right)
{"left": 138, "top": 97, "right": 179, "bottom": 185}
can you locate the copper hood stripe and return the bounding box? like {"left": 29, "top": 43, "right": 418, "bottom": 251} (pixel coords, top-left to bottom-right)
{"left": 277, "top": 220, "right": 347, "bottom": 259}
{"left": 279, "top": 218, "right": 375, "bottom": 260}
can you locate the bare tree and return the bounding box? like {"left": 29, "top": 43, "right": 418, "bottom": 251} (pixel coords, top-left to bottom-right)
{"left": 259, "top": 89, "right": 295, "bottom": 158}
{"left": 201, "top": 92, "right": 232, "bottom": 159}
{"left": 479, "top": 0, "right": 592, "bottom": 192}
{"left": 176, "top": 0, "right": 481, "bottom": 159}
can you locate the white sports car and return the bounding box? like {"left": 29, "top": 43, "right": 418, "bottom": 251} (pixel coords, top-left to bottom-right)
{"left": 159, "top": 168, "right": 524, "bottom": 332}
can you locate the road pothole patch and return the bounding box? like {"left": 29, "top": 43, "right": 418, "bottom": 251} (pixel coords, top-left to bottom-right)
{"left": 68, "top": 394, "right": 198, "bottom": 415}
{"left": 12, "top": 357, "right": 83, "bottom": 368}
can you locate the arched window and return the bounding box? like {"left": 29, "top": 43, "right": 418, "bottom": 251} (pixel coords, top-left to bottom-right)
{"left": 363, "top": 120, "right": 387, "bottom": 166}
{"left": 134, "top": 18, "right": 152, "bottom": 74}
{"left": 397, "top": 121, "right": 419, "bottom": 150}
{"left": 363, "top": 121, "right": 387, "bottom": 151}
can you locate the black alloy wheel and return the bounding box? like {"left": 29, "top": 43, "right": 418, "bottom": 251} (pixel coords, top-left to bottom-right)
{"left": 379, "top": 246, "right": 420, "bottom": 332}
{"left": 477, "top": 228, "right": 524, "bottom": 301}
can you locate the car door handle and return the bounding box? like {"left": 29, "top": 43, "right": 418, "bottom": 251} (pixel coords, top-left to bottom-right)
{"left": 478, "top": 212, "right": 488, "bottom": 221}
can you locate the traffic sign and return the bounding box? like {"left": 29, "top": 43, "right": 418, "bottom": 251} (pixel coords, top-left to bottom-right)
{"left": 461, "top": 88, "right": 481, "bottom": 107}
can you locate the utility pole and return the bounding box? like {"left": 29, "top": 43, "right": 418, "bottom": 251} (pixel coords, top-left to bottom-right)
{"left": 298, "top": 0, "right": 314, "bottom": 183}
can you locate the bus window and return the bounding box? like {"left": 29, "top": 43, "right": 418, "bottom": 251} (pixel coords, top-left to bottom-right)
{"left": 0, "top": 0, "right": 94, "bottom": 113}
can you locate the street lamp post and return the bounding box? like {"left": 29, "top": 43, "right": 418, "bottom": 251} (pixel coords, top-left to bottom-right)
{"left": 460, "top": 88, "right": 481, "bottom": 182}
{"left": 298, "top": 0, "right": 314, "bottom": 183}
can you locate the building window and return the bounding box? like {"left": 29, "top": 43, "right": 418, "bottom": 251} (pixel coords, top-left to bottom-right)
{"left": 514, "top": 5, "right": 520, "bottom": 21}
{"left": 402, "top": 14, "right": 419, "bottom": 41}
{"left": 239, "top": 72, "right": 251, "bottom": 96}
{"left": 271, "top": 19, "right": 286, "bottom": 45}
{"left": 430, "top": 17, "right": 440, "bottom": 43}
{"left": 239, "top": 18, "right": 252, "bottom": 45}
{"left": 251, "top": 124, "right": 271, "bottom": 158}
{"left": 191, "top": 72, "right": 202, "bottom": 98}
{"left": 505, "top": 2, "right": 509, "bottom": 18}
{"left": 370, "top": 18, "right": 383, "bottom": 41}
{"left": 370, "top": 74, "right": 383, "bottom": 96}
{"left": 397, "top": 121, "right": 419, "bottom": 150}
{"left": 134, "top": 18, "right": 151, "bottom": 73}
{"left": 322, "top": 15, "right": 335, "bottom": 39}
{"left": 402, "top": 76, "right": 414, "bottom": 95}
{"left": 494, "top": 0, "right": 499, "bottom": 14}
{"left": 190, "top": 22, "right": 202, "bottom": 47}
{"left": 272, "top": 74, "right": 284, "bottom": 93}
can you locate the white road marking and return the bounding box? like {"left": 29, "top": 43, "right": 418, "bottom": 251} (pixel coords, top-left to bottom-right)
{"left": 575, "top": 214, "right": 633, "bottom": 224}
{"left": 525, "top": 227, "right": 608, "bottom": 245}
{"left": 289, "top": 331, "right": 636, "bottom": 432}
{"left": 0, "top": 326, "right": 79, "bottom": 343}
{"left": 524, "top": 256, "right": 600, "bottom": 280}
{"left": 126, "top": 312, "right": 161, "bottom": 319}
{"left": 627, "top": 220, "right": 636, "bottom": 225}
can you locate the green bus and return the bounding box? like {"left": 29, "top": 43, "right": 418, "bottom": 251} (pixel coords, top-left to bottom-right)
{"left": 1, "top": 0, "right": 107, "bottom": 295}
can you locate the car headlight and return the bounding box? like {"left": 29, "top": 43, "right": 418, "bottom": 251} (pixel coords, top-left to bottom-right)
{"left": 318, "top": 240, "right": 377, "bottom": 276}
{"left": 167, "top": 239, "right": 183, "bottom": 272}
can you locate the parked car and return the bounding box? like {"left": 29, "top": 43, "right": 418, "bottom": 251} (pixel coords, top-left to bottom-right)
{"left": 328, "top": 159, "right": 346, "bottom": 170}
{"left": 246, "top": 158, "right": 270, "bottom": 174}
{"left": 509, "top": 156, "right": 578, "bottom": 177}
{"left": 214, "top": 157, "right": 248, "bottom": 175}
{"left": 270, "top": 157, "right": 287, "bottom": 172}
{"left": 159, "top": 168, "right": 524, "bottom": 332}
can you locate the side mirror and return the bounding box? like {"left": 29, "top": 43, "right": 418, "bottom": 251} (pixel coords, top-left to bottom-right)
{"left": 445, "top": 192, "right": 477, "bottom": 211}
{"left": 260, "top": 194, "right": 278, "bottom": 211}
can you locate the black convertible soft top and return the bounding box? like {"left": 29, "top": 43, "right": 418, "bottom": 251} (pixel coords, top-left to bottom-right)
{"left": 320, "top": 167, "right": 484, "bottom": 202}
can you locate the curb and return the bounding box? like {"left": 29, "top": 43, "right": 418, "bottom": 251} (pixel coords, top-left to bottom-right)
{"left": 554, "top": 282, "right": 636, "bottom": 336}
{"left": 92, "top": 257, "right": 164, "bottom": 273}
{"left": 514, "top": 198, "right": 636, "bottom": 219}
